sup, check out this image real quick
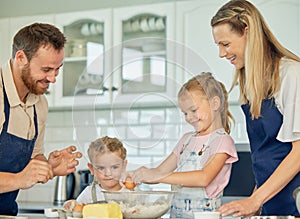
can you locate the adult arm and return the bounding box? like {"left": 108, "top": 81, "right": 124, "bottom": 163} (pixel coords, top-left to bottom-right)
{"left": 0, "top": 158, "right": 53, "bottom": 193}
{"left": 218, "top": 139, "right": 300, "bottom": 217}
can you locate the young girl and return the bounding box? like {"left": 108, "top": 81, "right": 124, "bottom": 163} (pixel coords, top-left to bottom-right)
{"left": 131, "top": 72, "right": 238, "bottom": 218}
{"left": 65, "top": 136, "right": 128, "bottom": 207}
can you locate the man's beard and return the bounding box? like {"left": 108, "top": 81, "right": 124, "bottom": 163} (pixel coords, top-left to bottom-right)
{"left": 21, "top": 64, "right": 48, "bottom": 95}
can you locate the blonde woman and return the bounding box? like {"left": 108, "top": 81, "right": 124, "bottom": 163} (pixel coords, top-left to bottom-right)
{"left": 211, "top": 0, "right": 300, "bottom": 217}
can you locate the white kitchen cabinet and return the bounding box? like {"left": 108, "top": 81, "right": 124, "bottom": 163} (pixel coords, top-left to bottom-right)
{"left": 0, "top": 18, "right": 10, "bottom": 65}
{"left": 176, "top": 0, "right": 239, "bottom": 102}
{"left": 176, "top": 0, "right": 300, "bottom": 103}
{"left": 54, "top": 9, "right": 113, "bottom": 107}
{"left": 3, "top": 1, "right": 298, "bottom": 109}
{"left": 253, "top": 0, "right": 300, "bottom": 56}
{"left": 9, "top": 15, "right": 56, "bottom": 106}
{"left": 111, "top": 3, "right": 178, "bottom": 106}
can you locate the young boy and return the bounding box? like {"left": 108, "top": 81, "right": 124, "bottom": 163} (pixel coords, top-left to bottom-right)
{"left": 65, "top": 136, "right": 128, "bottom": 207}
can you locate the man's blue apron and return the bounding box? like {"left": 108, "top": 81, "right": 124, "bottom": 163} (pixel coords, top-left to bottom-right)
{"left": 242, "top": 98, "right": 300, "bottom": 216}
{"left": 0, "top": 80, "right": 38, "bottom": 215}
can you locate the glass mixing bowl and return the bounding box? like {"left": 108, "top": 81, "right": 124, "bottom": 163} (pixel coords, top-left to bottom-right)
{"left": 103, "top": 190, "right": 175, "bottom": 219}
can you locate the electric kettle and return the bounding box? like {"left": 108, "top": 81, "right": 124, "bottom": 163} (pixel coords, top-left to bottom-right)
{"left": 53, "top": 173, "right": 75, "bottom": 205}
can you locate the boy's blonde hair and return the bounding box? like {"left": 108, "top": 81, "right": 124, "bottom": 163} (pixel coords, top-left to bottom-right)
{"left": 178, "top": 72, "right": 234, "bottom": 134}
{"left": 87, "top": 136, "right": 127, "bottom": 163}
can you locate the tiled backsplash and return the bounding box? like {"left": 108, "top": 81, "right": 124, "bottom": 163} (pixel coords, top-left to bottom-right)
{"left": 17, "top": 103, "right": 248, "bottom": 203}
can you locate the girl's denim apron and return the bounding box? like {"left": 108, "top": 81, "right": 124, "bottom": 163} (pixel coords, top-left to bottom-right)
{"left": 170, "top": 131, "right": 224, "bottom": 218}
{"left": 242, "top": 98, "right": 300, "bottom": 216}
{"left": 0, "top": 80, "right": 38, "bottom": 215}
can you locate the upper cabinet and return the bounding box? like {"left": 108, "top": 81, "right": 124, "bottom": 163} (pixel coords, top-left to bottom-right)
{"left": 176, "top": 0, "right": 239, "bottom": 102}
{"left": 54, "top": 9, "right": 112, "bottom": 107}
{"left": 1, "top": 0, "right": 299, "bottom": 108}
{"left": 253, "top": 0, "right": 300, "bottom": 56}
{"left": 111, "top": 3, "right": 177, "bottom": 106}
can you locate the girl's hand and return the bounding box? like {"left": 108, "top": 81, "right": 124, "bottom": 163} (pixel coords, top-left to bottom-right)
{"left": 132, "top": 166, "right": 163, "bottom": 184}
{"left": 48, "top": 146, "right": 82, "bottom": 176}
{"left": 119, "top": 172, "right": 136, "bottom": 190}
{"left": 119, "top": 171, "right": 131, "bottom": 187}
{"left": 123, "top": 176, "right": 136, "bottom": 190}
{"left": 217, "top": 196, "right": 261, "bottom": 217}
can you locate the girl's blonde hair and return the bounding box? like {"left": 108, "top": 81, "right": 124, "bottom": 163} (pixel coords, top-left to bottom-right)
{"left": 178, "top": 72, "right": 234, "bottom": 134}
{"left": 211, "top": 0, "right": 300, "bottom": 119}
{"left": 87, "top": 136, "right": 127, "bottom": 163}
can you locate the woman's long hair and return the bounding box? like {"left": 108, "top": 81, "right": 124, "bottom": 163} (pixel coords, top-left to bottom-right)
{"left": 211, "top": 0, "right": 300, "bottom": 119}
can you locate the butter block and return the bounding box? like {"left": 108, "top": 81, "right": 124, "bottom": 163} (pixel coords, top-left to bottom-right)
{"left": 82, "top": 203, "right": 122, "bottom": 219}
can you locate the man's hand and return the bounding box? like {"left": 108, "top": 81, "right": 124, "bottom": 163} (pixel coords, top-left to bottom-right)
{"left": 17, "top": 159, "right": 53, "bottom": 189}
{"left": 48, "top": 146, "right": 82, "bottom": 176}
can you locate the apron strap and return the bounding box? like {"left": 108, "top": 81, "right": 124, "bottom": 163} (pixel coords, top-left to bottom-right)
{"left": 201, "top": 129, "right": 226, "bottom": 154}
{"left": 91, "top": 180, "right": 98, "bottom": 203}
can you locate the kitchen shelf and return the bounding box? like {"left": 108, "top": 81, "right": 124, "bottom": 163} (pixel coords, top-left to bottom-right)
{"left": 64, "top": 57, "right": 87, "bottom": 62}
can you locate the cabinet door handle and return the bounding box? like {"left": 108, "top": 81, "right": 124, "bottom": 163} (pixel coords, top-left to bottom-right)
{"left": 111, "top": 86, "right": 118, "bottom": 92}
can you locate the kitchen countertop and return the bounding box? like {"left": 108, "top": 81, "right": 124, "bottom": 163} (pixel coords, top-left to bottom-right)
{"left": 18, "top": 201, "right": 62, "bottom": 212}
{"left": 17, "top": 198, "right": 244, "bottom": 218}
{"left": 18, "top": 196, "right": 242, "bottom": 209}
{"left": 18, "top": 201, "right": 171, "bottom": 218}
{"left": 18, "top": 201, "right": 61, "bottom": 217}
{"left": 17, "top": 213, "right": 171, "bottom": 219}
{"left": 17, "top": 216, "right": 171, "bottom": 219}
{"left": 16, "top": 214, "right": 46, "bottom": 219}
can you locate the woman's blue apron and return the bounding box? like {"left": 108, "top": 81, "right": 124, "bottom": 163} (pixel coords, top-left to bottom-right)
{"left": 0, "top": 81, "right": 38, "bottom": 215}
{"left": 242, "top": 98, "right": 300, "bottom": 216}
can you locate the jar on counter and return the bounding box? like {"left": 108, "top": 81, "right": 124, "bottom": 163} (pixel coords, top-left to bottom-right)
{"left": 64, "top": 42, "right": 73, "bottom": 57}
{"left": 70, "top": 39, "right": 87, "bottom": 57}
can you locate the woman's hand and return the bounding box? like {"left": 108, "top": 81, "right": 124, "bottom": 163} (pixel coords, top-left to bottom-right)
{"left": 48, "top": 146, "right": 82, "bottom": 176}
{"left": 217, "top": 196, "right": 261, "bottom": 217}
